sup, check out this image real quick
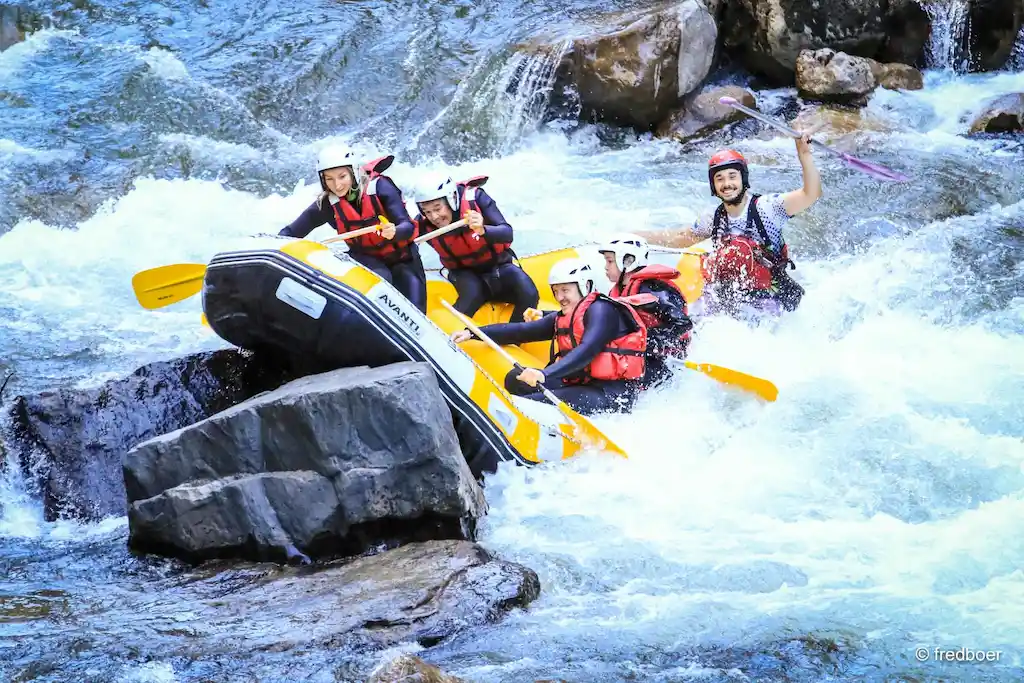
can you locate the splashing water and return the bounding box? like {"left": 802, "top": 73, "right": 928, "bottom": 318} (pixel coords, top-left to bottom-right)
{"left": 494, "top": 39, "right": 573, "bottom": 154}
{"left": 918, "top": 0, "right": 971, "bottom": 72}
{"left": 1008, "top": 25, "right": 1024, "bottom": 70}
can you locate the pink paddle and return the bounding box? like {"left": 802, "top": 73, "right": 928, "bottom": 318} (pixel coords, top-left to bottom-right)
{"left": 719, "top": 96, "right": 911, "bottom": 183}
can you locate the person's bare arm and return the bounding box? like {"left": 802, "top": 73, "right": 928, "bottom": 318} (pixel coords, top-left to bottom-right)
{"left": 636, "top": 216, "right": 712, "bottom": 250}
{"left": 780, "top": 134, "right": 823, "bottom": 216}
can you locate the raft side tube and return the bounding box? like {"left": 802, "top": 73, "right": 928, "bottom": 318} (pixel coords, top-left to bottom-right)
{"left": 201, "top": 244, "right": 585, "bottom": 476}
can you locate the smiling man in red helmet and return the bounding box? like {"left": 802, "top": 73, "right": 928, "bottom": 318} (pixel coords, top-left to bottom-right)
{"left": 673, "top": 135, "right": 822, "bottom": 314}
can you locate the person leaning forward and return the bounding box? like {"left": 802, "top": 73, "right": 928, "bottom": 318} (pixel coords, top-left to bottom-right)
{"left": 450, "top": 257, "right": 648, "bottom": 416}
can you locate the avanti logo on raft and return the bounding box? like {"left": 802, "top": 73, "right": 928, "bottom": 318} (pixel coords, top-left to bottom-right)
{"left": 915, "top": 646, "right": 1003, "bottom": 662}
{"left": 376, "top": 292, "right": 422, "bottom": 338}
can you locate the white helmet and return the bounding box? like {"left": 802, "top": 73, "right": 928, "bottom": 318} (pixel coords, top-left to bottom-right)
{"left": 414, "top": 171, "right": 458, "bottom": 211}
{"left": 598, "top": 232, "right": 649, "bottom": 273}
{"left": 315, "top": 144, "right": 357, "bottom": 174}
{"left": 548, "top": 257, "right": 595, "bottom": 296}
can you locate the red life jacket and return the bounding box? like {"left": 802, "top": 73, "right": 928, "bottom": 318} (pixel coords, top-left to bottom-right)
{"left": 329, "top": 155, "right": 415, "bottom": 266}
{"left": 551, "top": 292, "right": 647, "bottom": 385}
{"left": 418, "top": 176, "right": 511, "bottom": 271}
{"left": 611, "top": 264, "right": 692, "bottom": 354}
{"left": 699, "top": 194, "right": 794, "bottom": 292}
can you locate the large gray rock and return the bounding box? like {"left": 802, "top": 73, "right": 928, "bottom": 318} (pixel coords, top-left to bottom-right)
{"left": 3, "top": 349, "right": 301, "bottom": 521}
{"left": 967, "top": 0, "right": 1024, "bottom": 72}
{"left": 547, "top": 0, "right": 718, "bottom": 129}
{"left": 656, "top": 85, "right": 758, "bottom": 141}
{"left": 0, "top": 4, "right": 52, "bottom": 52}
{"left": 124, "top": 362, "right": 487, "bottom": 564}
{"left": 366, "top": 654, "right": 466, "bottom": 682}
{"left": 968, "top": 93, "right": 1024, "bottom": 134}
{"left": 796, "top": 48, "right": 878, "bottom": 105}
{"left": 721, "top": 0, "right": 930, "bottom": 84}
{"left": 795, "top": 48, "right": 923, "bottom": 105}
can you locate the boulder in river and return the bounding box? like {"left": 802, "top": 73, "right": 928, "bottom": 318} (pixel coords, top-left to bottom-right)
{"left": 546, "top": 0, "right": 719, "bottom": 129}
{"left": 656, "top": 85, "right": 758, "bottom": 142}
{"left": 0, "top": 4, "right": 52, "bottom": 52}
{"left": 968, "top": 93, "right": 1024, "bottom": 134}
{"left": 3, "top": 348, "right": 302, "bottom": 522}
{"left": 870, "top": 61, "right": 923, "bottom": 91}
{"left": 124, "top": 362, "right": 487, "bottom": 565}
{"left": 795, "top": 48, "right": 922, "bottom": 105}
{"left": 795, "top": 48, "right": 878, "bottom": 105}
{"left": 367, "top": 654, "right": 466, "bottom": 682}
{"left": 721, "top": 0, "right": 930, "bottom": 84}
{"left": 967, "top": 0, "right": 1024, "bottom": 73}
{"left": 182, "top": 540, "right": 539, "bottom": 656}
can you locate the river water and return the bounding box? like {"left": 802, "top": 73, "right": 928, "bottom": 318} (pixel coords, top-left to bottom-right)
{"left": 1, "top": 0, "right": 1023, "bottom": 680}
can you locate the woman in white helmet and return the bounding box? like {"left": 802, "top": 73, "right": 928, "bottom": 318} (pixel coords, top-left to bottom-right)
{"left": 598, "top": 232, "right": 693, "bottom": 388}
{"left": 411, "top": 171, "right": 539, "bottom": 322}
{"left": 450, "top": 257, "right": 649, "bottom": 415}
{"left": 278, "top": 145, "right": 427, "bottom": 312}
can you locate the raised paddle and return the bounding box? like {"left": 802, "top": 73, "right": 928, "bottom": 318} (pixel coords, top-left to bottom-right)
{"left": 718, "top": 96, "right": 910, "bottom": 183}
{"left": 440, "top": 299, "right": 628, "bottom": 458}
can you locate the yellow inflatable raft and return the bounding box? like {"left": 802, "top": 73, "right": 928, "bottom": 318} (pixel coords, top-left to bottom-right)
{"left": 200, "top": 238, "right": 709, "bottom": 475}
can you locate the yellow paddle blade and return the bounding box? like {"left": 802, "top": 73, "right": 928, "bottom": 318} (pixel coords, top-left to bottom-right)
{"left": 439, "top": 298, "right": 628, "bottom": 459}
{"left": 683, "top": 361, "right": 779, "bottom": 402}
{"left": 549, "top": 394, "right": 628, "bottom": 459}
{"left": 201, "top": 312, "right": 209, "bottom": 327}
{"left": 131, "top": 263, "right": 207, "bottom": 310}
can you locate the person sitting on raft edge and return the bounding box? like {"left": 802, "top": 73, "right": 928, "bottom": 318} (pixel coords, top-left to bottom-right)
{"left": 450, "top": 257, "right": 649, "bottom": 416}
{"left": 667, "top": 134, "right": 822, "bottom": 315}
{"left": 598, "top": 232, "right": 693, "bottom": 390}
{"left": 411, "top": 171, "right": 539, "bottom": 323}
{"left": 278, "top": 144, "right": 428, "bottom": 312}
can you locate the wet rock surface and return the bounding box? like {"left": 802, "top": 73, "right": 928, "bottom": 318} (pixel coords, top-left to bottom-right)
{"left": 124, "top": 363, "right": 487, "bottom": 565}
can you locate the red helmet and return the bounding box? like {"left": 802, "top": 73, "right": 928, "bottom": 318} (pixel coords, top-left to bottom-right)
{"left": 708, "top": 149, "right": 749, "bottom": 196}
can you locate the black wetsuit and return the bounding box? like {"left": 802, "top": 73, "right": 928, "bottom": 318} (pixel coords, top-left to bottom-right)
{"left": 279, "top": 177, "right": 427, "bottom": 312}
{"left": 478, "top": 299, "right": 642, "bottom": 415}
{"left": 418, "top": 186, "right": 539, "bottom": 322}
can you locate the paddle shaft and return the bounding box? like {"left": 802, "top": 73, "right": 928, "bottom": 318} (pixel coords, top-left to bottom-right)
{"left": 322, "top": 223, "right": 383, "bottom": 244}
{"left": 721, "top": 97, "right": 840, "bottom": 157}
{"left": 441, "top": 300, "right": 560, "bottom": 404}
{"left": 719, "top": 96, "right": 909, "bottom": 182}
{"left": 442, "top": 298, "right": 627, "bottom": 457}
{"left": 414, "top": 218, "right": 469, "bottom": 244}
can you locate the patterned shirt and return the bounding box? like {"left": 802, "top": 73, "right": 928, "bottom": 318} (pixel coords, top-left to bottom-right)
{"left": 692, "top": 193, "right": 790, "bottom": 253}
